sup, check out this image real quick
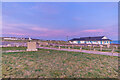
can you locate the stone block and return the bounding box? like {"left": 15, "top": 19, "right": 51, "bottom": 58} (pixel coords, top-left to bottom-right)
{"left": 26, "top": 42, "right": 38, "bottom": 51}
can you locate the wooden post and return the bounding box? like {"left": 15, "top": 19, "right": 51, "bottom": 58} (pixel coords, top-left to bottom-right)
{"left": 66, "top": 46, "right": 68, "bottom": 49}
{"left": 39, "top": 44, "right": 41, "bottom": 47}
{"left": 115, "top": 45, "right": 118, "bottom": 49}
{"left": 94, "top": 48, "right": 96, "bottom": 51}
{"left": 89, "top": 45, "right": 92, "bottom": 50}
{"left": 72, "top": 45, "right": 74, "bottom": 49}
{"left": 112, "top": 48, "right": 115, "bottom": 53}
{"left": 80, "top": 47, "right": 82, "bottom": 51}
{"left": 68, "top": 47, "right": 70, "bottom": 49}
{"left": 107, "top": 44, "right": 110, "bottom": 48}
{"left": 7, "top": 44, "right": 11, "bottom": 47}
{"left": 16, "top": 45, "right": 19, "bottom": 47}
{"left": 100, "top": 45, "right": 103, "bottom": 51}
{"left": 59, "top": 46, "right": 61, "bottom": 49}
{"left": 100, "top": 47, "right": 102, "bottom": 51}
{"left": 83, "top": 45, "right": 85, "bottom": 49}
{"left": 65, "top": 45, "right": 66, "bottom": 48}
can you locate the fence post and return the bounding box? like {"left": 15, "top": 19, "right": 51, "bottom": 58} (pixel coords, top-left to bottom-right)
{"left": 100, "top": 45, "right": 103, "bottom": 51}
{"left": 80, "top": 47, "right": 82, "bottom": 51}
{"left": 72, "top": 45, "right": 74, "bottom": 49}
{"left": 68, "top": 46, "right": 70, "bottom": 49}
{"left": 94, "top": 48, "right": 96, "bottom": 51}
{"left": 65, "top": 46, "right": 67, "bottom": 48}
{"left": 100, "top": 47, "right": 102, "bottom": 51}
{"left": 107, "top": 44, "right": 110, "bottom": 48}
{"left": 115, "top": 45, "right": 118, "bottom": 49}
{"left": 59, "top": 46, "right": 61, "bottom": 49}
{"left": 112, "top": 48, "right": 115, "bottom": 54}
{"left": 90, "top": 45, "right": 92, "bottom": 50}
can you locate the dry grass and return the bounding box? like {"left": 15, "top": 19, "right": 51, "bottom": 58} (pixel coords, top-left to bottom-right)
{"left": 2, "top": 49, "right": 118, "bottom": 78}
{"left": 2, "top": 47, "right": 27, "bottom": 51}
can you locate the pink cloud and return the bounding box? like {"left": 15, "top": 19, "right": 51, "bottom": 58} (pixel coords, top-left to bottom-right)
{"left": 31, "top": 27, "right": 49, "bottom": 31}
{"left": 82, "top": 29, "right": 104, "bottom": 32}
{"left": 34, "top": 29, "right": 66, "bottom": 37}
{"left": 4, "top": 23, "right": 115, "bottom": 39}
{"left": 2, "top": 23, "right": 67, "bottom": 37}
{"left": 30, "top": 26, "right": 66, "bottom": 37}
{"left": 3, "top": 32, "right": 26, "bottom": 36}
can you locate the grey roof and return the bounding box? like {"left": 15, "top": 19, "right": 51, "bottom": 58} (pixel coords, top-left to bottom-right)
{"left": 69, "top": 36, "right": 112, "bottom": 41}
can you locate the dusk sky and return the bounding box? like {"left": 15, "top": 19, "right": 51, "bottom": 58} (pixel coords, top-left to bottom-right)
{"left": 2, "top": 2, "right": 118, "bottom": 40}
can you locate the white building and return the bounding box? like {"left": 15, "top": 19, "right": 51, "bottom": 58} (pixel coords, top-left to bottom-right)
{"left": 3, "top": 37, "right": 18, "bottom": 40}
{"left": 69, "top": 36, "right": 112, "bottom": 45}
{"left": 3, "top": 37, "right": 26, "bottom": 40}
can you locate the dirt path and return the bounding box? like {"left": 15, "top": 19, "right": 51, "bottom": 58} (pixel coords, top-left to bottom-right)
{"left": 38, "top": 47, "right": 119, "bottom": 57}
{"left": 2, "top": 47, "right": 119, "bottom": 56}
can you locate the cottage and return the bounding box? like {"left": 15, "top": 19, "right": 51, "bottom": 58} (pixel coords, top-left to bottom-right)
{"left": 68, "top": 36, "right": 112, "bottom": 45}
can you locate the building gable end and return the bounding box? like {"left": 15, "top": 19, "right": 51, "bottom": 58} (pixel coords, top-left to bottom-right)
{"left": 102, "top": 36, "right": 108, "bottom": 39}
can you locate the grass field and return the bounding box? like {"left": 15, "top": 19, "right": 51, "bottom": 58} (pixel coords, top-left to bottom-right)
{"left": 2, "top": 48, "right": 118, "bottom": 78}
{"left": 2, "top": 47, "right": 27, "bottom": 51}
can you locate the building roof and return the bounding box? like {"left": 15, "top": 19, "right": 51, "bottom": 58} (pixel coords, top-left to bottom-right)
{"left": 69, "top": 36, "right": 112, "bottom": 41}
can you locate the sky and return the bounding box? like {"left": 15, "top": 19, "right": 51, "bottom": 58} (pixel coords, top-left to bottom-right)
{"left": 2, "top": 2, "right": 118, "bottom": 40}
